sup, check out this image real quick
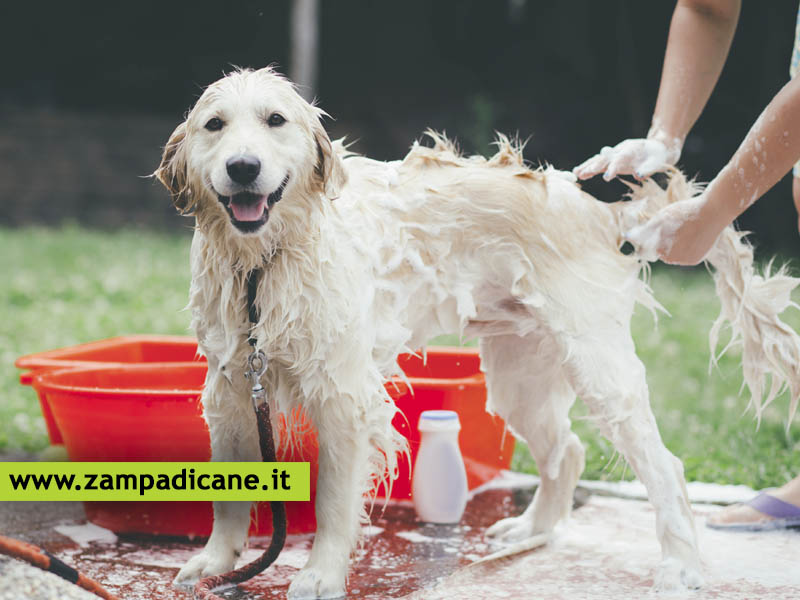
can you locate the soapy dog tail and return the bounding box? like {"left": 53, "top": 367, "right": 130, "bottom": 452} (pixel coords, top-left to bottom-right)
{"left": 705, "top": 230, "right": 800, "bottom": 426}
{"left": 620, "top": 170, "right": 800, "bottom": 426}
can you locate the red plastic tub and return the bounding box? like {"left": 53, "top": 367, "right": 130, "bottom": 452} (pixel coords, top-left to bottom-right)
{"left": 16, "top": 335, "right": 202, "bottom": 444}
{"left": 25, "top": 342, "right": 514, "bottom": 537}
{"left": 35, "top": 362, "right": 320, "bottom": 537}
{"left": 390, "top": 349, "right": 512, "bottom": 498}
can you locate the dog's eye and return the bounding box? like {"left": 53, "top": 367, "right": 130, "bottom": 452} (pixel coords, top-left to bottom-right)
{"left": 205, "top": 117, "right": 224, "bottom": 132}
{"left": 267, "top": 113, "right": 286, "bottom": 127}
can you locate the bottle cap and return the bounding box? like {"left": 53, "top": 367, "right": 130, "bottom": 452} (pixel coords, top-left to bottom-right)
{"left": 418, "top": 409, "right": 461, "bottom": 432}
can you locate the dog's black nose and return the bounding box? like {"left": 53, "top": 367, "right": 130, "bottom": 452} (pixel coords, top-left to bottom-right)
{"left": 226, "top": 156, "right": 261, "bottom": 185}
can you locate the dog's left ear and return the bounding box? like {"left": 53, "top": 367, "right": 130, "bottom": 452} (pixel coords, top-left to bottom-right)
{"left": 154, "top": 121, "right": 194, "bottom": 213}
{"left": 313, "top": 119, "right": 347, "bottom": 200}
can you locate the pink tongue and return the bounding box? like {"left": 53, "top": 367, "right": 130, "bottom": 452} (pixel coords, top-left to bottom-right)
{"left": 230, "top": 196, "right": 267, "bottom": 221}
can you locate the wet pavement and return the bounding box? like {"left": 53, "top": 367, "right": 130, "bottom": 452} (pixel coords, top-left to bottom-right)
{"left": 0, "top": 487, "right": 536, "bottom": 599}
{"left": 2, "top": 478, "right": 800, "bottom": 599}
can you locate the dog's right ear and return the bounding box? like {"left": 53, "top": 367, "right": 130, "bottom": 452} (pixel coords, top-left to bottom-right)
{"left": 154, "top": 121, "right": 193, "bottom": 213}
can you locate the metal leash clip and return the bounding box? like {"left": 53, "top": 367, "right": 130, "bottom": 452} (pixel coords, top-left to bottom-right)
{"left": 245, "top": 349, "right": 268, "bottom": 410}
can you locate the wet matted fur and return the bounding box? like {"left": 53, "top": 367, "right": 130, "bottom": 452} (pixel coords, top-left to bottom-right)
{"left": 155, "top": 67, "right": 800, "bottom": 599}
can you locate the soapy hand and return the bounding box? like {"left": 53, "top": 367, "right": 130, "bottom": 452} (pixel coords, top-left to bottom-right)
{"left": 573, "top": 137, "right": 681, "bottom": 181}
{"left": 624, "top": 192, "right": 726, "bottom": 266}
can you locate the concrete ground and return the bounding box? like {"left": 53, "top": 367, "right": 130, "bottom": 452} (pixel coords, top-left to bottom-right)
{"left": 1, "top": 478, "right": 799, "bottom": 599}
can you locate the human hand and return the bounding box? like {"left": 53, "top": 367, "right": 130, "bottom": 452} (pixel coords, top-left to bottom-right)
{"left": 624, "top": 192, "right": 728, "bottom": 266}
{"left": 573, "top": 137, "right": 681, "bottom": 181}
{"left": 793, "top": 176, "right": 800, "bottom": 234}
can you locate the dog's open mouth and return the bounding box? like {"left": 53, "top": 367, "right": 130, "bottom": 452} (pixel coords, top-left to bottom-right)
{"left": 217, "top": 176, "right": 289, "bottom": 233}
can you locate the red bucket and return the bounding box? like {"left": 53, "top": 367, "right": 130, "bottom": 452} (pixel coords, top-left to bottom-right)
{"left": 389, "top": 348, "right": 513, "bottom": 498}
{"left": 33, "top": 362, "right": 322, "bottom": 537}
{"left": 16, "top": 335, "right": 202, "bottom": 444}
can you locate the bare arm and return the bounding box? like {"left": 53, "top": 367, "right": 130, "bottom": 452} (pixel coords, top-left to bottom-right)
{"left": 574, "top": 0, "right": 741, "bottom": 180}
{"left": 627, "top": 74, "right": 800, "bottom": 265}
{"left": 649, "top": 0, "right": 741, "bottom": 146}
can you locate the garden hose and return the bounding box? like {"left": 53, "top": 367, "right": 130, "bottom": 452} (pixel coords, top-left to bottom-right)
{"left": 0, "top": 534, "right": 120, "bottom": 600}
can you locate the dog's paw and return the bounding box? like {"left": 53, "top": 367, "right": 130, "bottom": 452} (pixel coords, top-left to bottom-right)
{"left": 172, "top": 547, "right": 238, "bottom": 587}
{"left": 485, "top": 514, "right": 538, "bottom": 544}
{"left": 287, "top": 566, "right": 346, "bottom": 600}
{"left": 653, "top": 557, "right": 703, "bottom": 592}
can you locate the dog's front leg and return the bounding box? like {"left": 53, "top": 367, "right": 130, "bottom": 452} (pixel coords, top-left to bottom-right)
{"left": 174, "top": 360, "right": 259, "bottom": 586}
{"left": 288, "top": 412, "right": 371, "bottom": 600}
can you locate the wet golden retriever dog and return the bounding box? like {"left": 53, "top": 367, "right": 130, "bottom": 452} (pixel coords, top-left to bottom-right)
{"left": 156, "top": 67, "right": 800, "bottom": 599}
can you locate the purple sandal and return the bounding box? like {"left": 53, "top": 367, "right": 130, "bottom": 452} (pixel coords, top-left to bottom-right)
{"left": 706, "top": 492, "right": 800, "bottom": 531}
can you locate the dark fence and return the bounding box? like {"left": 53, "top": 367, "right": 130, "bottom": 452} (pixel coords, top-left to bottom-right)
{"left": 1, "top": 1, "right": 797, "bottom": 254}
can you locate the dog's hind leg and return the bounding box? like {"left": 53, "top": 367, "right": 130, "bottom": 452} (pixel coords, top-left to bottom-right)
{"left": 562, "top": 327, "right": 702, "bottom": 591}
{"left": 481, "top": 333, "right": 585, "bottom": 544}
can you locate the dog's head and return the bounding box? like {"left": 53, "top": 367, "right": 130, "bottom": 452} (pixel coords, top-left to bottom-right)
{"left": 155, "top": 67, "right": 346, "bottom": 235}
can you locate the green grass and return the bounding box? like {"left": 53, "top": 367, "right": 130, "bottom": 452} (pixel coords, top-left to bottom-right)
{"left": 0, "top": 225, "right": 192, "bottom": 451}
{"left": 2, "top": 226, "right": 798, "bottom": 489}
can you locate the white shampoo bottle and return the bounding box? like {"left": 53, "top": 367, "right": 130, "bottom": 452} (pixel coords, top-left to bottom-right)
{"left": 411, "top": 410, "right": 468, "bottom": 523}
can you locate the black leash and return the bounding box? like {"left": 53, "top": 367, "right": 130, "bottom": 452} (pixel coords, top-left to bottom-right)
{"left": 194, "top": 267, "right": 288, "bottom": 600}
{"left": 246, "top": 267, "right": 262, "bottom": 345}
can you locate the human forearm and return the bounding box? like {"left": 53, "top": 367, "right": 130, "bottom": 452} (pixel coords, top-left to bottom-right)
{"left": 650, "top": 0, "right": 741, "bottom": 146}
{"left": 704, "top": 74, "right": 800, "bottom": 224}
{"left": 628, "top": 75, "right": 800, "bottom": 266}
{"left": 575, "top": 0, "right": 741, "bottom": 181}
